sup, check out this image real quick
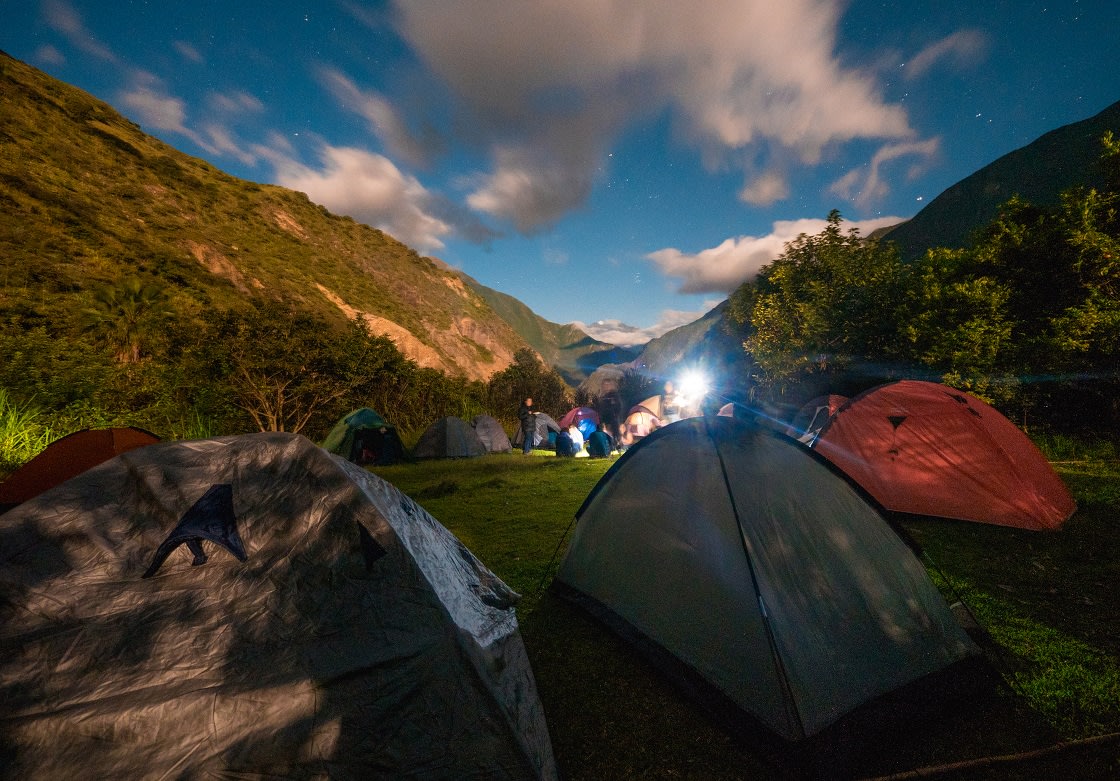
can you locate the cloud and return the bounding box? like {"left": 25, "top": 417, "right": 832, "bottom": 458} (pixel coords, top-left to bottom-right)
{"left": 576, "top": 306, "right": 715, "bottom": 347}
{"left": 829, "top": 137, "right": 940, "bottom": 207}
{"left": 207, "top": 90, "right": 264, "bottom": 115}
{"left": 903, "top": 30, "right": 988, "bottom": 80}
{"left": 392, "top": 0, "right": 915, "bottom": 230}
{"left": 465, "top": 144, "right": 597, "bottom": 231}
{"left": 199, "top": 123, "right": 257, "bottom": 167}
{"left": 117, "top": 74, "right": 205, "bottom": 143}
{"left": 272, "top": 144, "right": 454, "bottom": 251}
{"left": 173, "top": 40, "right": 204, "bottom": 64}
{"left": 739, "top": 171, "right": 790, "bottom": 206}
{"left": 33, "top": 44, "right": 66, "bottom": 67}
{"left": 42, "top": 0, "right": 118, "bottom": 63}
{"left": 646, "top": 215, "right": 906, "bottom": 294}
{"left": 315, "top": 65, "right": 441, "bottom": 167}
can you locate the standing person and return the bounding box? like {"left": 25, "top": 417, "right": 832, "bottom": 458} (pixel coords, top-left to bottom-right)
{"left": 518, "top": 397, "right": 536, "bottom": 455}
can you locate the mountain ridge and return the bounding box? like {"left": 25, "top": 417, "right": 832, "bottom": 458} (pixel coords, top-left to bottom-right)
{"left": 881, "top": 98, "right": 1120, "bottom": 258}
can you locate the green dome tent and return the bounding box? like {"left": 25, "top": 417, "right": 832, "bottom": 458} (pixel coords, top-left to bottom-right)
{"left": 556, "top": 415, "right": 981, "bottom": 744}
{"left": 0, "top": 432, "right": 557, "bottom": 779}
{"left": 321, "top": 407, "right": 405, "bottom": 465}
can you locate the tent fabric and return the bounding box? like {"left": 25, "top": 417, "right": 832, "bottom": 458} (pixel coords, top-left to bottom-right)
{"left": 0, "top": 432, "right": 558, "bottom": 780}
{"left": 631, "top": 394, "right": 665, "bottom": 419}
{"left": 785, "top": 394, "right": 848, "bottom": 443}
{"left": 412, "top": 416, "right": 489, "bottom": 459}
{"left": 558, "top": 407, "right": 600, "bottom": 440}
{"left": 472, "top": 414, "right": 513, "bottom": 453}
{"left": 556, "top": 415, "right": 979, "bottom": 742}
{"left": 619, "top": 406, "right": 660, "bottom": 447}
{"left": 510, "top": 412, "right": 562, "bottom": 450}
{"left": 320, "top": 407, "right": 406, "bottom": 465}
{"left": 811, "top": 381, "right": 1076, "bottom": 530}
{"left": 0, "top": 426, "right": 159, "bottom": 512}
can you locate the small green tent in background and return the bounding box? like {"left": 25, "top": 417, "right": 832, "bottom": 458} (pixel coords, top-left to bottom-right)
{"left": 321, "top": 408, "right": 406, "bottom": 465}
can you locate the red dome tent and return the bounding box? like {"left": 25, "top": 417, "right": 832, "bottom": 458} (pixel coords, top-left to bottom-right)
{"left": 811, "top": 381, "right": 1076, "bottom": 531}
{"left": 0, "top": 427, "right": 160, "bottom": 513}
{"left": 558, "top": 406, "right": 600, "bottom": 440}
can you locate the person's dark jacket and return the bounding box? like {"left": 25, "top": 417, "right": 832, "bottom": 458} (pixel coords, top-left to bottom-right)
{"left": 587, "top": 429, "right": 612, "bottom": 458}
{"left": 554, "top": 430, "right": 575, "bottom": 457}
{"left": 518, "top": 402, "right": 535, "bottom": 434}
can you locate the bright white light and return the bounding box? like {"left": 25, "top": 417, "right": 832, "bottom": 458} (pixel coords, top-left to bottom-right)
{"left": 676, "top": 370, "right": 710, "bottom": 410}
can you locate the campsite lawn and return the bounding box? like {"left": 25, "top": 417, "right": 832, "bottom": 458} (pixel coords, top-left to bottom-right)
{"left": 374, "top": 454, "right": 1120, "bottom": 780}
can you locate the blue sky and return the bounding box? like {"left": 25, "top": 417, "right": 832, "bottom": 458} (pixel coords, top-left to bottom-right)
{"left": 4, "top": 1, "right": 1118, "bottom": 346}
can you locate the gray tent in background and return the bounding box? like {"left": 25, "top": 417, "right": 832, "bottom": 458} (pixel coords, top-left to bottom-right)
{"left": 556, "top": 416, "right": 980, "bottom": 743}
{"left": 510, "top": 412, "right": 562, "bottom": 451}
{"left": 412, "top": 416, "right": 489, "bottom": 459}
{"left": 472, "top": 414, "right": 513, "bottom": 453}
{"left": 0, "top": 432, "right": 557, "bottom": 780}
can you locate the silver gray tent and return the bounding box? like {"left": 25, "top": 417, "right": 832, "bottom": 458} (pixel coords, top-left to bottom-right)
{"left": 510, "top": 412, "right": 561, "bottom": 450}
{"left": 472, "top": 414, "right": 513, "bottom": 454}
{"left": 412, "top": 416, "right": 489, "bottom": 459}
{"left": 0, "top": 432, "right": 557, "bottom": 780}
{"left": 556, "top": 415, "right": 980, "bottom": 742}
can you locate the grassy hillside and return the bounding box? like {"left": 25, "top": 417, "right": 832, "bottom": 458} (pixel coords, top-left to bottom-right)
{"left": 0, "top": 50, "right": 531, "bottom": 382}
{"left": 454, "top": 270, "right": 640, "bottom": 385}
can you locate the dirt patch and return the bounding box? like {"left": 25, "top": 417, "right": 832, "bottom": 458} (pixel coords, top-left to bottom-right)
{"left": 183, "top": 240, "right": 263, "bottom": 292}
{"left": 271, "top": 209, "right": 309, "bottom": 240}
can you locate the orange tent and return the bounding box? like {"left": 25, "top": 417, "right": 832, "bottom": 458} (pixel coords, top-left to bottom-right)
{"left": 811, "top": 381, "right": 1075, "bottom": 530}
{"left": 0, "top": 427, "right": 160, "bottom": 512}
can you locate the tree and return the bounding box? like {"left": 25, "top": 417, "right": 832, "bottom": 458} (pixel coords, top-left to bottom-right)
{"left": 191, "top": 302, "right": 411, "bottom": 434}
{"left": 487, "top": 348, "right": 571, "bottom": 423}
{"left": 900, "top": 247, "right": 1015, "bottom": 401}
{"left": 77, "top": 277, "right": 173, "bottom": 363}
{"left": 745, "top": 211, "right": 912, "bottom": 394}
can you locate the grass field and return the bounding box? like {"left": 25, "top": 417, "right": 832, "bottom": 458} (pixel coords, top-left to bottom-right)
{"left": 372, "top": 449, "right": 1120, "bottom": 780}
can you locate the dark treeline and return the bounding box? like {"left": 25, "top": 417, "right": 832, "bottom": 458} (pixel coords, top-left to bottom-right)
{"left": 0, "top": 297, "right": 573, "bottom": 446}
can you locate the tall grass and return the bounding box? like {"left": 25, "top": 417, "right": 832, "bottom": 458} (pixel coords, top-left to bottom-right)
{"left": 0, "top": 389, "right": 54, "bottom": 473}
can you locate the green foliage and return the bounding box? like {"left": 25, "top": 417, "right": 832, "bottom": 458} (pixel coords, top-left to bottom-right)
{"left": 487, "top": 348, "right": 573, "bottom": 426}
{"left": 737, "top": 133, "right": 1120, "bottom": 431}
{"left": 78, "top": 276, "right": 174, "bottom": 363}
{"left": 616, "top": 366, "right": 660, "bottom": 411}
{"left": 377, "top": 366, "right": 488, "bottom": 434}
{"left": 183, "top": 301, "right": 411, "bottom": 434}
{"left": 0, "top": 389, "right": 54, "bottom": 473}
{"left": 745, "top": 210, "right": 913, "bottom": 393}
{"left": 902, "top": 247, "right": 1017, "bottom": 401}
